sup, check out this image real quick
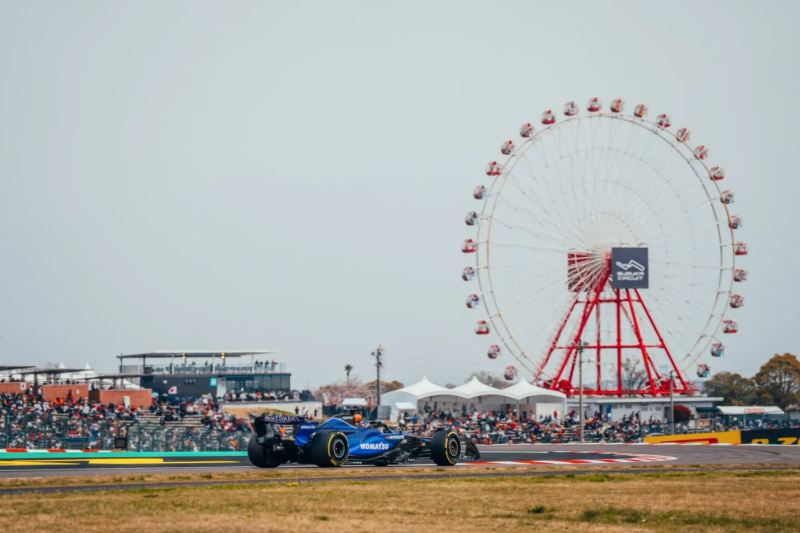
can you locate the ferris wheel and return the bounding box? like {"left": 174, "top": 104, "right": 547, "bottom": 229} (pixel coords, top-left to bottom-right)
{"left": 462, "top": 98, "right": 747, "bottom": 396}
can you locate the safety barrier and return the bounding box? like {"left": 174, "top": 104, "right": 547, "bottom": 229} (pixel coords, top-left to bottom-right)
{"left": 644, "top": 428, "right": 800, "bottom": 445}
{"left": 0, "top": 412, "right": 249, "bottom": 451}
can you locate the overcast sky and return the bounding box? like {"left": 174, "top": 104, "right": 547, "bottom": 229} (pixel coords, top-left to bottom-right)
{"left": 0, "top": 1, "right": 797, "bottom": 388}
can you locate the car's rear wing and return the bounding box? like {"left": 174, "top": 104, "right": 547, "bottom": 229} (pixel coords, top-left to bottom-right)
{"left": 252, "top": 414, "right": 309, "bottom": 438}
{"left": 259, "top": 415, "right": 307, "bottom": 424}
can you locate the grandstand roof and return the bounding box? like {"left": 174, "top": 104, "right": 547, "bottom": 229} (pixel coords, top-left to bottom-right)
{"left": 717, "top": 405, "right": 784, "bottom": 416}
{"left": 12, "top": 367, "right": 86, "bottom": 375}
{"left": 116, "top": 350, "right": 274, "bottom": 360}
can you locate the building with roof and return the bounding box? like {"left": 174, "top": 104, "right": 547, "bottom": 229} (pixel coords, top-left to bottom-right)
{"left": 117, "top": 351, "right": 291, "bottom": 398}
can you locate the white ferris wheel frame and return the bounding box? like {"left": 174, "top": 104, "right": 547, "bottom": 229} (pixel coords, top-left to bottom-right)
{"left": 470, "top": 108, "right": 740, "bottom": 382}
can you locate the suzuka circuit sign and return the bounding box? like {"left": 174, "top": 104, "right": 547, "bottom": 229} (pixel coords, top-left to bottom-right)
{"left": 611, "top": 247, "right": 649, "bottom": 289}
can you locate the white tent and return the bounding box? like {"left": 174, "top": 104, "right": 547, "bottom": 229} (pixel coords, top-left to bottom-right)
{"left": 380, "top": 376, "right": 456, "bottom": 407}
{"left": 502, "top": 380, "right": 567, "bottom": 402}
{"left": 380, "top": 376, "right": 567, "bottom": 419}
{"left": 449, "top": 376, "right": 503, "bottom": 399}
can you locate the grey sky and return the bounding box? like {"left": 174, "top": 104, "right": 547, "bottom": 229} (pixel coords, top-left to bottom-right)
{"left": 0, "top": 1, "right": 797, "bottom": 388}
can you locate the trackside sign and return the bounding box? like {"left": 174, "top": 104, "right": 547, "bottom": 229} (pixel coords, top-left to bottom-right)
{"left": 611, "top": 247, "right": 649, "bottom": 289}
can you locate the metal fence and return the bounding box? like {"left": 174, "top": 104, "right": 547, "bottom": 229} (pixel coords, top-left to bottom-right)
{"left": 0, "top": 410, "right": 249, "bottom": 451}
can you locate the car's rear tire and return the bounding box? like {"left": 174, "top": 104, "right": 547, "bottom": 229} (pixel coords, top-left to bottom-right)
{"left": 309, "top": 430, "right": 349, "bottom": 467}
{"left": 431, "top": 430, "right": 460, "bottom": 466}
{"left": 248, "top": 434, "right": 283, "bottom": 468}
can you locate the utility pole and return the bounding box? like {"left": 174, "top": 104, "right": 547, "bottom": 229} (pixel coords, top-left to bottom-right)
{"left": 371, "top": 345, "right": 384, "bottom": 408}
{"left": 669, "top": 370, "right": 675, "bottom": 435}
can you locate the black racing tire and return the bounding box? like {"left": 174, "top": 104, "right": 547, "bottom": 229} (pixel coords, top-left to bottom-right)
{"left": 248, "top": 434, "right": 283, "bottom": 468}
{"left": 431, "top": 429, "right": 460, "bottom": 466}
{"left": 308, "top": 430, "right": 349, "bottom": 468}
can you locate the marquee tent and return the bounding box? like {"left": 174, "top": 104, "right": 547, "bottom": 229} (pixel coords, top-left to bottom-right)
{"left": 380, "top": 376, "right": 566, "bottom": 420}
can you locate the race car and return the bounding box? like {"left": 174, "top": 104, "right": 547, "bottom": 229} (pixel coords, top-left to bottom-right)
{"left": 247, "top": 415, "right": 479, "bottom": 468}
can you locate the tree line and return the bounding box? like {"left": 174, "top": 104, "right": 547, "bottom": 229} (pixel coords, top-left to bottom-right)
{"left": 703, "top": 352, "right": 800, "bottom": 410}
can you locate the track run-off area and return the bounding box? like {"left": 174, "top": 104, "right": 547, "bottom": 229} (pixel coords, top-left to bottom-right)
{"left": 1, "top": 444, "right": 798, "bottom": 482}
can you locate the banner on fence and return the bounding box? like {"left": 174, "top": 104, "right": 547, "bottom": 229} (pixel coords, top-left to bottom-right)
{"left": 740, "top": 428, "right": 800, "bottom": 445}
{"left": 643, "top": 430, "right": 742, "bottom": 444}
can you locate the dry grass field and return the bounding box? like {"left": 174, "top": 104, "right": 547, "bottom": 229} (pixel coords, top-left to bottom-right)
{"left": 1, "top": 469, "right": 798, "bottom": 532}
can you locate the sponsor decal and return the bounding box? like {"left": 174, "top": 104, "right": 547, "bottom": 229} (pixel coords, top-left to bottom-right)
{"left": 741, "top": 428, "right": 800, "bottom": 445}
{"left": 385, "top": 435, "right": 404, "bottom": 440}
{"left": 359, "top": 442, "right": 390, "bottom": 451}
{"left": 611, "top": 247, "right": 649, "bottom": 289}
{"left": 644, "top": 430, "right": 741, "bottom": 445}
{"left": 646, "top": 428, "right": 800, "bottom": 445}
{"left": 262, "top": 415, "right": 306, "bottom": 424}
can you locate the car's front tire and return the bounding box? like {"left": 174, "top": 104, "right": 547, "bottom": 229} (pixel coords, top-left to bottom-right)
{"left": 248, "top": 434, "right": 283, "bottom": 468}
{"left": 308, "top": 430, "right": 349, "bottom": 467}
{"left": 431, "top": 429, "right": 460, "bottom": 466}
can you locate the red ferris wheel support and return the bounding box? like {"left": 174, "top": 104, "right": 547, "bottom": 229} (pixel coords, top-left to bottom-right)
{"left": 535, "top": 256, "right": 691, "bottom": 397}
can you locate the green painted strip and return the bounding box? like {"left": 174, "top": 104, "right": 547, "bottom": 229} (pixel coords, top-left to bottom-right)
{"left": 0, "top": 451, "right": 247, "bottom": 460}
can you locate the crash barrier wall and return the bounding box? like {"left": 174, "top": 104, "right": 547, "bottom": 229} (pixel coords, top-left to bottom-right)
{"left": 0, "top": 413, "right": 249, "bottom": 451}
{"left": 644, "top": 428, "right": 800, "bottom": 444}
{"left": 0, "top": 382, "right": 27, "bottom": 394}
{"left": 88, "top": 389, "right": 153, "bottom": 408}
{"left": 41, "top": 384, "right": 88, "bottom": 402}
{"left": 643, "top": 430, "right": 742, "bottom": 444}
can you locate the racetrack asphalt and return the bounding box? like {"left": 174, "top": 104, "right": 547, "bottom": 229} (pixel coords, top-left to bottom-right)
{"left": 1, "top": 443, "right": 798, "bottom": 480}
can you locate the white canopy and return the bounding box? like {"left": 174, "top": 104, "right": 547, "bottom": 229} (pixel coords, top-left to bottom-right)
{"left": 717, "top": 405, "right": 784, "bottom": 416}
{"left": 449, "top": 376, "right": 504, "bottom": 399}
{"left": 380, "top": 376, "right": 567, "bottom": 406}
{"left": 502, "top": 380, "right": 567, "bottom": 401}
{"left": 398, "top": 376, "right": 452, "bottom": 398}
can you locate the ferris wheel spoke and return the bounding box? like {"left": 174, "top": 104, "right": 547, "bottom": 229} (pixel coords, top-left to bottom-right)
{"left": 515, "top": 151, "right": 583, "bottom": 237}
{"left": 503, "top": 169, "right": 581, "bottom": 239}
{"left": 489, "top": 215, "right": 579, "bottom": 248}
{"left": 488, "top": 241, "right": 571, "bottom": 254}
{"left": 664, "top": 261, "right": 730, "bottom": 270}
{"left": 494, "top": 184, "right": 588, "bottom": 249}
{"left": 481, "top": 257, "right": 565, "bottom": 270}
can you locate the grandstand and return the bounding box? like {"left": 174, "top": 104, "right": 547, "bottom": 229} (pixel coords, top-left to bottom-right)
{"left": 116, "top": 351, "right": 292, "bottom": 398}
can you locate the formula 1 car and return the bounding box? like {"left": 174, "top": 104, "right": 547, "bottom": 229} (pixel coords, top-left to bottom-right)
{"left": 247, "top": 415, "right": 480, "bottom": 468}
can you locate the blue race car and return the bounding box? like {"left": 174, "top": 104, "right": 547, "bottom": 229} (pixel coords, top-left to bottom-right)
{"left": 247, "top": 415, "right": 479, "bottom": 468}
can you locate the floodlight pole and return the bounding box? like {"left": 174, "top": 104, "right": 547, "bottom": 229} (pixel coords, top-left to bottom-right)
{"left": 372, "top": 345, "right": 384, "bottom": 408}
{"left": 578, "top": 340, "right": 587, "bottom": 443}
{"left": 669, "top": 371, "right": 675, "bottom": 435}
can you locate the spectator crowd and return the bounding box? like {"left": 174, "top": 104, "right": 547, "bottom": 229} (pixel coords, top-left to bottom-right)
{"left": 402, "top": 406, "right": 793, "bottom": 444}
{"left": 0, "top": 391, "right": 250, "bottom": 451}
{"left": 2, "top": 389, "right": 795, "bottom": 450}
